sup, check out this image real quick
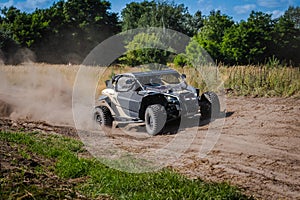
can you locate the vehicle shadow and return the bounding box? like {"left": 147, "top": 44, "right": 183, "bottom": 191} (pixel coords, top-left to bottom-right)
{"left": 161, "top": 111, "right": 235, "bottom": 135}
{"left": 114, "top": 111, "right": 235, "bottom": 136}
{"left": 225, "top": 111, "right": 234, "bottom": 118}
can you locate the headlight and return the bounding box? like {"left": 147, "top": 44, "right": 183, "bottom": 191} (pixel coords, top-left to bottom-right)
{"left": 166, "top": 96, "right": 178, "bottom": 103}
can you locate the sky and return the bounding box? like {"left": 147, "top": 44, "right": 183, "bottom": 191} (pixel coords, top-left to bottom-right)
{"left": 0, "top": 0, "right": 299, "bottom": 21}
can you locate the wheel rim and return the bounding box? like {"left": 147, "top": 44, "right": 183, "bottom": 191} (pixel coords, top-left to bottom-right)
{"left": 146, "top": 113, "right": 153, "bottom": 129}
{"left": 149, "top": 115, "right": 153, "bottom": 128}
{"left": 96, "top": 114, "right": 103, "bottom": 125}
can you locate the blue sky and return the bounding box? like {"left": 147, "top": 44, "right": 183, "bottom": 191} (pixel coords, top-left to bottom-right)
{"left": 0, "top": 0, "right": 299, "bottom": 21}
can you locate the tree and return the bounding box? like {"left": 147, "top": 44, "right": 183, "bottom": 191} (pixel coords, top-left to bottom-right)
{"left": 191, "top": 10, "right": 234, "bottom": 63}
{"left": 120, "top": 1, "right": 199, "bottom": 66}
{"left": 0, "top": 7, "right": 35, "bottom": 64}
{"left": 36, "top": 0, "right": 120, "bottom": 64}
{"left": 121, "top": 1, "right": 155, "bottom": 31}
{"left": 272, "top": 7, "right": 300, "bottom": 65}
{"left": 121, "top": 0, "right": 200, "bottom": 36}
{"left": 119, "top": 32, "right": 173, "bottom": 66}
{"left": 0, "top": 29, "right": 19, "bottom": 64}
{"left": 182, "top": 11, "right": 203, "bottom": 36}
{"left": 221, "top": 11, "right": 274, "bottom": 64}
{"left": 0, "top": 6, "right": 50, "bottom": 48}
{"left": 283, "top": 6, "right": 300, "bottom": 29}
{"left": 0, "top": 0, "right": 120, "bottom": 64}
{"left": 221, "top": 24, "right": 246, "bottom": 65}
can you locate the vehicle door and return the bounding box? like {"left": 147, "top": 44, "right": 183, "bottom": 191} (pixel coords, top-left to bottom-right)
{"left": 115, "top": 75, "right": 142, "bottom": 118}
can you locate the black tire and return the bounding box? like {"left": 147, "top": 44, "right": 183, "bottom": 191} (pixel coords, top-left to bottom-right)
{"left": 145, "top": 104, "right": 167, "bottom": 135}
{"left": 200, "top": 91, "right": 220, "bottom": 120}
{"left": 94, "top": 106, "right": 113, "bottom": 127}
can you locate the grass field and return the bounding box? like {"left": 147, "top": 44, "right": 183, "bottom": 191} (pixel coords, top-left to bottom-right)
{"left": 172, "top": 64, "right": 300, "bottom": 97}
{"left": 1, "top": 63, "right": 299, "bottom": 98}
{"left": 220, "top": 65, "right": 300, "bottom": 97}
{"left": 0, "top": 131, "right": 253, "bottom": 199}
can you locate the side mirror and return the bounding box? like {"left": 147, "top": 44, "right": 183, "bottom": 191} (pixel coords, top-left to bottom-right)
{"left": 105, "top": 80, "right": 112, "bottom": 88}
{"left": 126, "top": 79, "right": 134, "bottom": 84}
{"left": 181, "top": 74, "right": 187, "bottom": 79}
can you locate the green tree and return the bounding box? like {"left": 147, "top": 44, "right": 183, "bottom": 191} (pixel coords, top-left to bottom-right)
{"left": 182, "top": 11, "right": 203, "bottom": 36}
{"left": 37, "top": 0, "right": 120, "bottom": 63}
{"left": 121, "top": 0, "right": 201, "bottom": 36}
{"left": 221, "top": 11, "right": 274, "bottom": 64}
{"left": 190, "top": 10, "right": 234, "bottom": 63}
{"left": 283, "top": 6, "right": 300, "bottom": 29}
{"left": 0, "top": 29, "right": 19, "bottom": 64}
{"left": 119, "top": 32, "right": 173, "bottom": 66}
{"left": 220, "top": 24, "right": 246, "bottom": 65}
{"left": 272, "top": 7, "right": 300, "bottom": 65}
{"left": 0, "top": 7, "right": 35, "bottom": 64}
{"left": 0, "top": 7, "right": 49, "bottom": 48}
{"left": 121, "top": 1, "right": 199, "bottom": 66}
{"left": 0, "top": 0, "right": 120, "bottom": 64}
{"left": 121, "top": 1, "right": 155, "bottom": 31}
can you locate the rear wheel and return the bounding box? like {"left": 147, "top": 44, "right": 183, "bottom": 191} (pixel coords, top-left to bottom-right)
{"left": 94, "top": 106, "right": 113, "bottom": 127}
{"left": 145, "top": 104, "right": 167, "bottom": 135}
{"left": 200, "top": 91, "right": 220, "bottom": 120}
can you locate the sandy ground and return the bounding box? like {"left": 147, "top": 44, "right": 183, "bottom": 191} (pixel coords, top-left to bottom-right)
{"left": 0, "top": 93, "right": 299, "bottom": 199}
{"left": 175, "top": 97, "right": 300, "bottom": 199}
{"left": 96, "top": 96, "right": 300, "bottom": 199}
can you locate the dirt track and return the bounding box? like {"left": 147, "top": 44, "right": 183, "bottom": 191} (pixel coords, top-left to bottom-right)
{"left": 175, "top": 97, "right": 300, "bottom": 199}
{"left": 1, "top": 96, "right": 299, "bottom": 199}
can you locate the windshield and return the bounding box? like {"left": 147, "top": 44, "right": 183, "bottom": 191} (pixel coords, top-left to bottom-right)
{"left": 136, "top": 72, "right": 185, "bottom": 87}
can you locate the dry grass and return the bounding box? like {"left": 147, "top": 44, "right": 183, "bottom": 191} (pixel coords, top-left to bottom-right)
{"left": 1, "top": 63, "right": 299, "bottom": 98}
{"left": 220, "top": 65, "right": 300, "bottom": 97}
{"left": 172, "top": 64, "right": 300, "bottom": 97}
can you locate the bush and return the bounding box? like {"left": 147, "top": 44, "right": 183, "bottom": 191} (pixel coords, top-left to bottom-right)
{"left": 173, "top": 54, "right": 187, "bottom": 67}
{"left": 0, "top": 30, "right": 20, "bottom": 64}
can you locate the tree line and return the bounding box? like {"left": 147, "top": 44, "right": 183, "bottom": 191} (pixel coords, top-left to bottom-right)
{"left": 0, "top": 0, "right": 120, "bottom": 64}
{"left": 0, "top": 0, "right": 299, "bottom": 66}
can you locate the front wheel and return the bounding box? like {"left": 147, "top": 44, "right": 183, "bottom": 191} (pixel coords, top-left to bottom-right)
{"left": 199, "top": 91, "right": 220, "bottom": 120}
{"left": 145, "top": 104, "right": 167, "bottom": 135}
{"left": 94, "top": 106, "right": 113, "bottom": 127}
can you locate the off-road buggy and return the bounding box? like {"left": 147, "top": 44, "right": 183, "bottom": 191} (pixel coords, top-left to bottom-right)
{"left": 94, "top": 68, "right": 220, "bottom": 135}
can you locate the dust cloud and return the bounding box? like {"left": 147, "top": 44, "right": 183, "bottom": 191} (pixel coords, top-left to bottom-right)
{"left": 0, "top": 47, "right": 36, "bottom": 65}
{"left": 0, "top": 64, "right": 77, "bottom": 125}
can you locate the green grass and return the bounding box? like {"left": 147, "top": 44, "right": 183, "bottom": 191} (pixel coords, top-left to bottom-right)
{"left": 0, "top": 131, "right": 253, "bottom": 200}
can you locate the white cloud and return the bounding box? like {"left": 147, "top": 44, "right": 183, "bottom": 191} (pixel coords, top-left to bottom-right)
{"left": 267, "top": 9, "right": 285, "bottom": 18}
{"left": 16, "top": 0, "right": 51, "bottom": 11}
{"left": 0, "top": 0, "right": 52, "bottom": 12}
{"left": 234, "top": 4, "right": 256, "bottom": 14}
{"left": 0, "top": 0, "right": 14, "bottom": 8}
{"left": 257, "top": 0, "right": 290, "bottom": 8}
{"left": 197, "top": 0, "right": 214, "bottom": 15}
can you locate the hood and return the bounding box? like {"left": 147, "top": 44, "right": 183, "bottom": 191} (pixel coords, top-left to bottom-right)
{"left": 143, "top": 83, "right": 196, "bottom": 98}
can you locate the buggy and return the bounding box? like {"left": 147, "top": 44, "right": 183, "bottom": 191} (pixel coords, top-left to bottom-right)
{"left": 94, "top": 68, "right": 220, "bottom": 135}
